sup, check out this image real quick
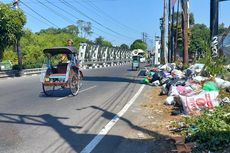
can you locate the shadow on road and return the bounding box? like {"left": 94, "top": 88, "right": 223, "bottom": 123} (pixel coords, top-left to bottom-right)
{"left": 0, "top": 108, "right": 174, "bottom": 153}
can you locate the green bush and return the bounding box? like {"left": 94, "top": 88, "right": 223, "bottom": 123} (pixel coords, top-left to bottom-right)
{"left": 182, "top": 105, "right": 230, "bottom": 151}
{"left": 198, "top": 46, "right": 225, "bottom": 76}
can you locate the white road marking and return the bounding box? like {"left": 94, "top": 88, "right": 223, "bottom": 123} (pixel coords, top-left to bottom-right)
{"left": 79, "top": 85, "right": 97, "bottom": 93}
{"left": 56, "top": 85, "right": 97, "bottom": 101}
{"left": 80, "top": 84, "right": 145, "bottom": 153}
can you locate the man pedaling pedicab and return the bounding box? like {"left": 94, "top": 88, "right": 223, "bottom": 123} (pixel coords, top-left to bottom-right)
{"left": 60, "top": 39, "right": 84, "bottom": 79}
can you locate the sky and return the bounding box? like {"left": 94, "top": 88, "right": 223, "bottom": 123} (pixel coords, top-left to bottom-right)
{"left": 1, "top": 0, "right": 230, "bottom": 49}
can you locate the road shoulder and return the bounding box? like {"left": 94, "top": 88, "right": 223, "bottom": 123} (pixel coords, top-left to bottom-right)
{"left": 113, "top": 85, "right": 179, "bottom": 153}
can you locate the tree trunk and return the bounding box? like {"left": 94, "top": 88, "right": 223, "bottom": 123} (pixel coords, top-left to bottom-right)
{"left": 0, "top": 47, "right": 4, "bottom": 62}
{"left": 181, "top": 0, "right": 189, "bottom": 65}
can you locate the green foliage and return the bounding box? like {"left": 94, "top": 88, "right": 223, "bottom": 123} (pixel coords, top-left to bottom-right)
{"left": 94, "top": 36, "right": 112, "bottom": 47}
{"left": 120, "top": 44, "right": 129, "bottom": 49}
{"left": 0, "top": 3, "right": 26, "bottom": 60}
{"left": 130, "top": 39, "right": 147, "bottom": 50}
{"left": 37, "top": 25, "right": 79, "bottom": 36}
{"left": 189, "top": 24, "right": 210, "bottom": 54}
{"left": 172, "top": 12, "right": 195, "bottom": 27}
{"left": 182, "top": 105, "right": 230, "bottom": 151}
{"left": 198, "top": 47, "right": 225, "bottom": 76}
{"left": 219, "top": 23, "right": 230, "bottom": 36}
{"left": 2, "top": 47, "right": 17, "bottom": 65}
{"left": 3, "top": 27, "right": 87, "bottom": 69}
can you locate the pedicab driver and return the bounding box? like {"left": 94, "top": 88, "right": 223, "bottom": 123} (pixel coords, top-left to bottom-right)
{"left": 61, "top": 39, "right": 83, "bottom": 78}
{"left": 60, "top": 39, "right": 74, "bottom": 63}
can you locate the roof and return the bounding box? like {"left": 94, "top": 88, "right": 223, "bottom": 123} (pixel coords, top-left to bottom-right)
{"left": 43, "top": 47, "right": 77, "bottom": 55}
{"left": 131, "top": 49, "right": 145, "bottom": 56}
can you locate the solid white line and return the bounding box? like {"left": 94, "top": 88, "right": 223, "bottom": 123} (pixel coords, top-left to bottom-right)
{"left": 80, "top": 84, "right": 145, "bottom": 153}
{"left": 56, "top": 85, "right": 97, "bottom": 101}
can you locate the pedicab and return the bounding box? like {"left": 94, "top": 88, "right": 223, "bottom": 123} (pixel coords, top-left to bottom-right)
{"left": 131, "top": 55, "right": 140, "bottom": 71}
{"left": 40, "top": 47, "right": 81, "bottom": 96}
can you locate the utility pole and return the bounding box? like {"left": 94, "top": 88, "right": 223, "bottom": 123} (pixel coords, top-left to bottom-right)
{"left": 210, "top": 0, "right": 219, "bottom": 59}
{"left": 181, "top": 0, "right": 188, "bottom": 65}
{"left": 13, "top": 0, "right": 23, "bottom": 74}
{"left": 160, "top": 0, "right": 167, "bottom": 64}
{"left": 142, "top": 32, "right": 147, "bottom": 44}
{"left": 174, "top": 0, "right": 180, "bottom": 62}
{"left": 168, "top": 0, "right": 171, "bottom": 63}
{"left": 171, "top": 0, "right": 176, "bottom": 62}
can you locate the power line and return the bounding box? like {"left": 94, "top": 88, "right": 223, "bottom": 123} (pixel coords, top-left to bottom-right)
{"left": 24, "top": 10, "right": 51, "bottom": 26}
{"left": 43, "top": 0, "right": 124, "bottom": 39}
{"left": 36, "top": 0, "right": 74, "bottom": 24}
{"left": 85, "top": 0, "right": 154, "bottom": 40}
{"left": 43, "top": 0, "right": 80, "bottom": 21}
{"left": 85, "top": 0, "right": 141, "bottom": 33}
{"left": 20, "top": 1, "right": 59, "bottom": 28}
{"left": 42, "top": 0, "right": 123, "bottom": 39}
{"left": 59, "top": 0, "right": 135, "bottom": 40}
{"left": 56, "top": 0, "right": 137, "bottom": 40}
{"left": 4, "top": 0, "right": 123, "bottom": 3}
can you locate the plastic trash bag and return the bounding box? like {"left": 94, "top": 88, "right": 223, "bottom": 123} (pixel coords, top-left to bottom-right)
{"left": 202, "top": 81, "right": 219, "bottom": 91}
{"left": 143, "top": 77, "right": 150, "bottom": 84}
{"left": 165, "top": 96, "right": 175, "bottom": 105}
{"left": 193, "top": 76, "right": 208, "bottom": 82}
{"left": 215, "top": 78, "right": 230, "bottom": 89}
{"left": 180, "top": 91, "right": 219, "bottom": 114}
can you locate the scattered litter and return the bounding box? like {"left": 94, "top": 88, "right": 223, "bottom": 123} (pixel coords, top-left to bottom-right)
{"left": 165, "top": 96, "right": 175, "bottom": 105}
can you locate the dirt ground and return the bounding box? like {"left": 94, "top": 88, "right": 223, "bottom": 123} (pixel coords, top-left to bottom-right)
{"left": 143, "top": 86, "right": 185, "bottom": 152}
{"left": 130, "top": 85, "right": 184, "bottom": 153}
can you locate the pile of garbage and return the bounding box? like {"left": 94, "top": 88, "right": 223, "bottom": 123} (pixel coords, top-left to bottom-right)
{"left": 143, "top": 63, "right": 230, "bottom": 115}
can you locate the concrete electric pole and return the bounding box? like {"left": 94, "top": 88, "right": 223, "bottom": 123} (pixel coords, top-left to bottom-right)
{"left": 168, "top": 0, "right": 171, "bottom": 63}
{"left": 210, "top": 0, "right": 219, "bottom": 59}
{"left": 174, "top": 0, "right": 180, "bottom": 62}
{"left": 160, "top": 0, "right": 167, "bottom": 64}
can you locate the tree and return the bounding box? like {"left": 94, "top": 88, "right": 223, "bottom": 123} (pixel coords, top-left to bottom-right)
{"left": 172, "top": 12, "right": 195, "bottom": 27}
{"left": 77, "top": 20, "right": 93, "bottom": 38}
{"left": 173, "top": 11, "right": 194, "bottom": 62}
{"left": 65, "top": 25, "right": 79, "bottom": 36}
{"left": 38, "top": 25, "right": 79, "bottom": 36}
{"left": 95, "top": 36, "right": 104, "bottom": 46}
{"left": 38, "top": 27, "right": 62, "bottom": 35}
{"left": 180, "top": 0, "right": 189, "bottom": 65}
{"left": 3, "top": 27, "right": 88, "bottom": 69}
{"left": 83, "top": 22, "right": 93, "bottom": 38}
{"left": 189, "top": 24, "right": 210, "bottom": 58}
{"left": 120, "top": 44, "right": 129, "bottom": 49}
{"left": 77, "top": 19, "right": 84, "bottom": 37}
{"left": 130, "top": 39, "right": 147, "bottom": 50}
{"left": 219, "top": 23, "right": 230, "bottom": 36}
{"left": 0, "top": 3, "right": 26, "bottom": 61}
{"left": 94, "top": 36, "right": 112, "bottom": 47}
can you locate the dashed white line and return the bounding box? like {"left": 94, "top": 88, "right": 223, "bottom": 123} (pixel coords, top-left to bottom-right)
{"left": 79, "top": 85, "right": 97, "bottom": 93}
{"left": 56, "top": 85, "right": 97, "bottom": 101}
{"left": 80, "top": 84, "right": 145, "bottom": 153}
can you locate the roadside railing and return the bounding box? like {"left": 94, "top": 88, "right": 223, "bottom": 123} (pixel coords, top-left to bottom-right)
{"left": 0, "top": 70, "right": 19, "bottom": 78}
{"left": 0, "top": 59, "right": 131, "bottom": 78}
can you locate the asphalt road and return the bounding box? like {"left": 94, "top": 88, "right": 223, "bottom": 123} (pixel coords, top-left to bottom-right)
{"left": 0, "top": 63, "right": 146, "bottom": 153}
